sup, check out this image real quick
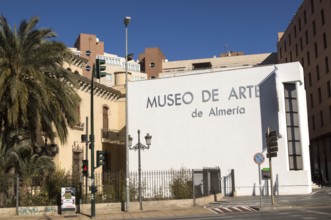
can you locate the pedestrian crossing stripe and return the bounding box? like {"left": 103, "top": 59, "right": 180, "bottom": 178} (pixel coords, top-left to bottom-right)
{"left": 209, "top": 206, "right": 259, "bottom": 214}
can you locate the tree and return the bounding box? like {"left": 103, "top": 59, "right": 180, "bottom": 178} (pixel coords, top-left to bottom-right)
{"left": 0, "top": 15, "right": 81, "bottom": 144}
{"left": 0, "top": 129, "right": 55, "bottom": 206}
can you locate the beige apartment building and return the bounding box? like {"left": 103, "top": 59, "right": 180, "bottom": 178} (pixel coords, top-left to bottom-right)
{"left": 59, "top": 60, "right": 126, "bottom": 180}
{"left": 53, "top": 33, "right": 147, "bottom": 180}
{"left": 139, "top": 48, "right": 278, "bottom": 79}
{"left": 277, "top": 0, "right": 331, "bottom": 185}
{"left": 74, "top": 33, "right": 146, "bottom": 87}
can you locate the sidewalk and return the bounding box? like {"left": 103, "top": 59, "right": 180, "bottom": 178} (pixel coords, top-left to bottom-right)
{"left": 209, "top": 186, "right": 331, "bottom": 211}
{"left": 0, "top": 207, "right": 213, "bottom": 220}
{"left": 2, "top": 187, "right": 330, "bottom": 220}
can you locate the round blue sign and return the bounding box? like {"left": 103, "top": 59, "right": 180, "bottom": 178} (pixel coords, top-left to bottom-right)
{"left": 253, "top": 153, "right": 265, "bottom": 165}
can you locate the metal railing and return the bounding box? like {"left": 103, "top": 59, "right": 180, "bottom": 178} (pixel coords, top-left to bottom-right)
{"left": 0, "top": 168, "right": 224, "bottom": 209}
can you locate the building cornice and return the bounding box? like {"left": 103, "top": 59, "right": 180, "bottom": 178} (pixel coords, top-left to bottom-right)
{"left": 72, "top": 73, "right": 121, "bottom": 100}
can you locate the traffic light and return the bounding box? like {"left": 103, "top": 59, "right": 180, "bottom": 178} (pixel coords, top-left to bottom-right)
{"left": 82, "top": 160, "right": 88, "bottom": 177}
{"left": 95, "top": 58, "right": 106, "bottom": 79}
{"left": 126, "top": 53, "right": 134, "bottom": 61}
{"left": 266, "top": 131, "right": 278, "bottom": 158}
{"left": 96, "top": 150, "right": 106, "bottom": 167}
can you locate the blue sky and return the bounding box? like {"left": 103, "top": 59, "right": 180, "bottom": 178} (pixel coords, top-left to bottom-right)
{"left": 1, "top": 0, "right": 302, "bottom": 61}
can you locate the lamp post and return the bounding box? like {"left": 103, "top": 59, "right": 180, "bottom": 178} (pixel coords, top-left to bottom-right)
{"left": 128, "top": 130, "right": 152, "bottom": 210}
{"left": 124, "top": 16, "right": 131, "bottom": 212}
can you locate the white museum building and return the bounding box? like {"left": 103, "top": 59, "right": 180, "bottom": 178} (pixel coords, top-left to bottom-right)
{"left": 128, "top": 62, "right": 311, "bottom": 196}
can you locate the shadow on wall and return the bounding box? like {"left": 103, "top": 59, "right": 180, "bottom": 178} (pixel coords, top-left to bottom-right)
{"left": 259, "top": 53, "right": 278, "bottom": 66}
{"left": 258, "top": 68, "right": 279, "bottom": 152}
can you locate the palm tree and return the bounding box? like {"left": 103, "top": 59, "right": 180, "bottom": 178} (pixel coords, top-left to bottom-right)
{"left": 0, "top": 129, "right": 55, "bottom": 206}
{"left": 0, "top": 15, "right": 81, "bottom": 144}
{"left": 0, "top": 128, "right": 55, "bottom": 178}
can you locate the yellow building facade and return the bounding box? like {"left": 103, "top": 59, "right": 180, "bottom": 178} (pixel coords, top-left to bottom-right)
{"left": 56, "top": 59, "right": 128, "bottom": 180}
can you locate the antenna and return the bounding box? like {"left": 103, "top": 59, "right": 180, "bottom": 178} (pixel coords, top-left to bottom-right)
{"left": 224, "top": 43, "right": 229, "bottom": 54}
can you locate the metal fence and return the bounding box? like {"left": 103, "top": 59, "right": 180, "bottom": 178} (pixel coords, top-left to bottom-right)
{"left": 222, "top": 169, "right": 235, "bottom": 196}
{"left": 0, "top": 168, "right": 224, "bottom": 208}
{"left": 0, "top": 169, "right": 194, "bottom": 208}
{"left": 91, "top": 169, "right": 194, "bottom": 203}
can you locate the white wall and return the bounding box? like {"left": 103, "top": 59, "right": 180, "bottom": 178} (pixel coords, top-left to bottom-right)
{"left": 128, "top": 62, "right": 311, "bottom": 195}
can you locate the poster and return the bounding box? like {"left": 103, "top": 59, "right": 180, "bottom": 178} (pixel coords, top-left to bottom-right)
{"left": 61, "top": 187, "right": 76, "bottom": 212}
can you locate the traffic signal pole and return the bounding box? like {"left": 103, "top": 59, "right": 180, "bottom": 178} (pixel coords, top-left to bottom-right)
{"left": 266, "top": 127, "right": 277, "bottom": 205}
{"left": 89, "top": 59, "right": 106, "bottom": 218}
{"left": 269, "top": 155, "right": 275, "bottom": 205}
{"left": 90, "top": 64, "right": 96, "bottom": 218}
{"left": 85, "top": 117, "right": 88, "bottom": 203}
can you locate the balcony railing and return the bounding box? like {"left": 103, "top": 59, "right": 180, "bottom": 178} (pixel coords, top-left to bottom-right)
{"left": 101, "top": 129, "right": 125, "bottom": 144}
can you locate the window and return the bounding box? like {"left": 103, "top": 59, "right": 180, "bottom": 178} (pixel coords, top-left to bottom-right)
{"left": 304, "top": 10, "right": 307, "bottom": 24}
{"left": 320, "top": 111, "right": 324, "bottom": 127}
{"left": 323, "top": 33, "right": 328, "bottom": 49}
{"left": 321, "top": 10, "right": 325, "bottom": 25}
{"left": 311, "top": 0, "right": 315, "bottom": 13}
{"left": 314, "top": 43, "right": 318, "bottom": 58}
{"left": 310, "top": 93, "right": 314, "bottom": 108}
{"left": 294, "top": 25, "right": 297, "bottom": 38}
{"left": 284, "top": 83, "right": 303, "bottom": 170}
{"left": 309, "top": 72, "right": 312, "bottom": 87}
{"left": 102, "top": 106, "right": 109, "bottom": 131}
{"left": 300, "top": 38, "right": 303, "bottom": 51}
{"left": 307, "top": 51, "right": 310, "bottom": 66}
{"left": 299, "top": 18, "right": 302, "bottom": 31}
{"left": 77, "top": 104, "right": 81, "bottom": 124}
{"left": 305, "top": 31, "right": 309, "bottom": 45}
{"left": 328, "top": 81, "right": 331, "bottom": 97}
{"left": 73, "top": 104, "right": 83, "bottom": 129}
{"left": 73, "top": 151, "right": 83, "bottom": 182}
{"left": 318, "top": 88, "right": 322, "bottom": 103}
{"left": 279, "top": 47, "right": 282, "bottom": 59}
{"left": 290, "top": 52, "right": 293, "bottom": 62}
{"left": 295, "top": 44, "right": 298, "bottom": 57}
{"left": 329, "top": 106, "right": 331, "bottom": 123}
{"left": 326, "top": 56, "right": 330, "bottom": 73}
{"left": 284, "top": 40, "right": 287, "bottom": 52}
{"left": 316, "top": 65, "right": 320, "bottom": 80}
{"left": 192, "top": 62, "right": 212, "bottom": 70}
{"left": 313, "top": 21, "right": 316, "bottom": 36}
{"left": 289, "top": 34, "right": 292, "bottom": 46}
{"left": 301, "top": 57, "right": 305, "bottom": 68}
{"left": 312, "top": 115, "right": 316, "bottom": 130}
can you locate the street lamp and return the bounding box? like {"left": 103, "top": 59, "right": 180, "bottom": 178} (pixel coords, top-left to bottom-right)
{"left": 124, "top": 15, "right": 131, "bottom": 212}
{"left": 128, "top": 130, "right": 152, "bottom": 210}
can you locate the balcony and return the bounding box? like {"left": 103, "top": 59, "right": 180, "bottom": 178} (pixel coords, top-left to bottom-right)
{"left": 101, "top": 129, "right": 125, "bottom": 144}
{"left": 73, "top": 122, "right": 84, "bottom": 131}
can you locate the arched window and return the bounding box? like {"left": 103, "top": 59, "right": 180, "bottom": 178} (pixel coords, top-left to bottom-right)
{"left": 77, "top": 104, "right": 81, "bottom": 125}
{"left": 103, "top": 106, "right": 109, "bottom": 131}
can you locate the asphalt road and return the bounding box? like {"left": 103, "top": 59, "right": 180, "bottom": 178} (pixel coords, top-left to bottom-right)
{"left": 136, "top": 206, "right": 331, "bottom": 220}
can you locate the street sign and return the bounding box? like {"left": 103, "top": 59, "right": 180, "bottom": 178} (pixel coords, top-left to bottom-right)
{"left": 85, "top": 50, "right": 91, "bottom": 56}
{"left": 253, "top": 153, "right": 265, "bottom": 165}
{"left": 262, "top": 168, "right": 271, "bottom": 179}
